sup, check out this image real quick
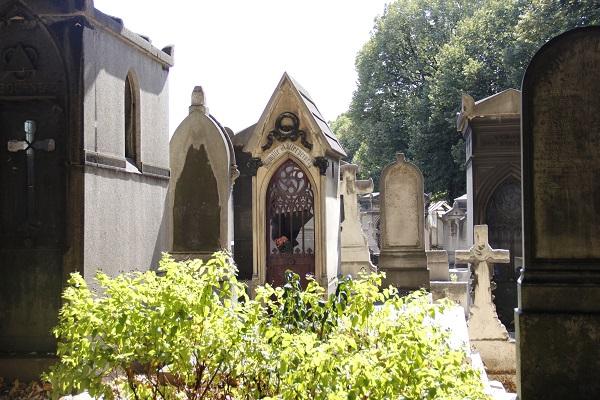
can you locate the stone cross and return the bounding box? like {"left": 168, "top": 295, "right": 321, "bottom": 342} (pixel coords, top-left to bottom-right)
{"left": 7, "top": 120, "right": 55, "bottom": 222}
{"left": 455, "top": 224, "right": 510, "bottom": 340}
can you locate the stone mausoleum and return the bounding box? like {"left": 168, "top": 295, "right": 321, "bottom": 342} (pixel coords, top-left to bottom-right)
{"left": 232, "top": 73, "right": 346, "bottom": 294}
{"left": 457, "top": 89, "right": 521, "bottom": 330}
{"left": 0, "top": 0, "right": 173, "bottom": 378}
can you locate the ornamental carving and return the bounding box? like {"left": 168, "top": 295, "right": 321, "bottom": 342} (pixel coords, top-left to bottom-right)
{"left": 262, "top": 112, "right": 313, "bottom": 151}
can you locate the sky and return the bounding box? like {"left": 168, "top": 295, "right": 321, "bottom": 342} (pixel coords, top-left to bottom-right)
{"left": 94, "top": 0, "right": 389, "bottom": 134}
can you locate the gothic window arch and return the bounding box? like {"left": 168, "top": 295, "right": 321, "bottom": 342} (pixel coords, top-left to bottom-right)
{"left": 124, "top": 70, "right": 140, "bottom": 168}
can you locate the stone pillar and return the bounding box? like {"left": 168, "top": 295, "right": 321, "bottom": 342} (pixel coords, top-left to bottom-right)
{"left": 517, "top": 27, "right": 600, "bottom": 399}
{"left": 379, "top": 153, "right": 429, "bottom": 291}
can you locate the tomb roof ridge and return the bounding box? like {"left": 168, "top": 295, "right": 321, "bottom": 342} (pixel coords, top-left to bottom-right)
{"left": 284, "top": 72, "right": 346, "bottom": 157}
{"left": 37, "top": 3, "right": 174, "bottom": 67}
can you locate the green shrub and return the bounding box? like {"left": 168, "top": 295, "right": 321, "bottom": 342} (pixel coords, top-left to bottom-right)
{"left": 45, "top": 252, "right": 489, "bottom": 400}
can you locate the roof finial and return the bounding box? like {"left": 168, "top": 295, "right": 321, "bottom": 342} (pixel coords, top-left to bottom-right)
{"left": 190, "top": 86, "right": 208, "bottom": 115}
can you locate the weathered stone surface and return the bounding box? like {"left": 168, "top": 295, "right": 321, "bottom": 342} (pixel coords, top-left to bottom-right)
{"left": 340, "top": 164, "right": 376, "bottom": 276}
{"left": 517, "top": 26, "right": 600, "bottom": 400}
{"left": 456, "top": 225, "right": 510, "bottom": 341}
{"left": 430, "top": 281, "right": 469, "bottom": 317}
{"left": 441, "top": 196, "right": 470, "bottom": 266}
{"left": 379, "top": 153, "right": 429, "bottom": 290}
{"left": 426, "top": 250, "right": 450, "bottom": 281}
{"left": 526, "top": 41, "right": 600, "bottom": 259}
{"left": 359, "top": 193, "right": 380, "bottom": 262}
{"left": 516, "top": 312, "right": 600, "bottom": 399}
{"left": 456, "top": 225, "right": 515, "bottom": 384}
{"left": 168, "top": 86, "right": 237, "bottom": 260}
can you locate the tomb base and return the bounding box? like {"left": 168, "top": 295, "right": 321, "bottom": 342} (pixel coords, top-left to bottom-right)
{"left": 516, "top": 310, "right": 600, "bottom": 400}
{"left": 0, "top": 355, "right": 56, "bottom": 381}
{"left": 379, "top": 250, "right": 429, "bottom": 290}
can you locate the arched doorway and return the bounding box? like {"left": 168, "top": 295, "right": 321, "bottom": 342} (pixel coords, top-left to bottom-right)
{"left": 266, "top": 159, "right": 315, "bottom": 287}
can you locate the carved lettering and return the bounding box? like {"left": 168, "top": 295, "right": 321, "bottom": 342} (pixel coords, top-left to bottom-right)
{"left": 263, "top": 142, "right": 312, "bottom": 167}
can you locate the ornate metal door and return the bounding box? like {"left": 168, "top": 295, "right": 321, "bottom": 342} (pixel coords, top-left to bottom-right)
{"left": 266, "top": 159, "right": 315, "bottom": 287}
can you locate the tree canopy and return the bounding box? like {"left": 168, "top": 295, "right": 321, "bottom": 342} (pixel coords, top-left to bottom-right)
{"left": 334, "top": 0, "right": 600, "bottom": 199}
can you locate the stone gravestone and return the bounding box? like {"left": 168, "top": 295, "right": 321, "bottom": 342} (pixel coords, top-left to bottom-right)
{"left": 379, "top": 153, "right": 429, "bottom": 291}
{"left": 455, "top": 225, "right": 515, "bottom": 386}
{"left": 340, "top": 163, "right": 376, "bottom": 276}
{"left": 517, "top": 26, "right": 600, "bottom": 399}
{"left": 168, "top": 86, "right": 238, "bottom": 260}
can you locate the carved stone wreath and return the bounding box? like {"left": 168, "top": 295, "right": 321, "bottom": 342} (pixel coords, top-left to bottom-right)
{"left": 261, "top": 112, "right": 313, "bottom": 151}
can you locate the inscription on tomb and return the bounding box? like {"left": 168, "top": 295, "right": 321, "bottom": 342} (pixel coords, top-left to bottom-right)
{"left": 263, "top": 142, "right": 312, "bottom": 167}
{"left": 384, "top": 167, "right": 419, "bottom": 247}
{"left": 530, "top": 35, "right": 600, "bottom": 259}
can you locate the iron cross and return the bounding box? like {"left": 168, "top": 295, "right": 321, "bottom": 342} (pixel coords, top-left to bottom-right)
{"left": 7, "top": 120, "right": 55, "bottom": 223}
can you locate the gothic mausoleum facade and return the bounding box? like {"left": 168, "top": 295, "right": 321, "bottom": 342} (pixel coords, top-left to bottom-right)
{"left": 232, "top": 73, "right": 346, "bottom": 294}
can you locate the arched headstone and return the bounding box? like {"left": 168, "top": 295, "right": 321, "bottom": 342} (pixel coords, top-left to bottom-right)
{"left": 168, "top": 86, "right": 238, "bottom": 260}
{"left": 379, "top": 153, "right": 429, "bottom": 291}
{"left": 517, "top": 26, "right": 600, "bottom": 399}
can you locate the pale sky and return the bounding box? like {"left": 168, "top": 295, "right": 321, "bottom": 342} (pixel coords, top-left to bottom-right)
{"left": 94, "top": 0, "right": 388, "bottom": 134}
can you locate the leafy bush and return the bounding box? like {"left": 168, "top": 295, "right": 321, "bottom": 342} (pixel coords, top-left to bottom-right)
{"left": 45, "top": 253, "right": 489, "bottom": 400}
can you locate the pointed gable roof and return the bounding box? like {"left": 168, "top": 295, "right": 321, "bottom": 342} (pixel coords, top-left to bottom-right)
{"left": 237, "top": 72, "right": 347, "bottom": 157}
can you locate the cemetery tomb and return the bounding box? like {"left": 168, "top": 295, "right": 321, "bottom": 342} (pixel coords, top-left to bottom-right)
{"left": 457, "top": 89, "right": 522, "bottom": 330}
{"left": 438, "top": 196, "right": 468, "bottom": 265}
{"left": 0, "top": 0, "right": 173, "bottom": 379}
{"left": 517, "top": 26, "right": 600, "bottom": 399}
{"left": 233, "top": 73, "right": 346, "bottom": 294}
{"left": 425, "top": 200, "right": 451, "bottom": 251}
